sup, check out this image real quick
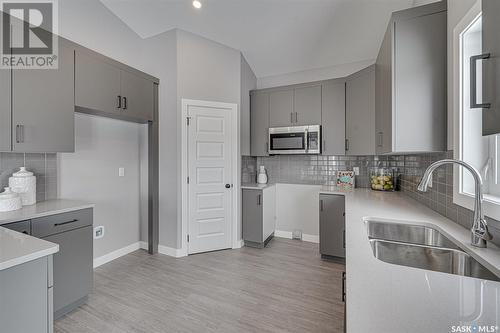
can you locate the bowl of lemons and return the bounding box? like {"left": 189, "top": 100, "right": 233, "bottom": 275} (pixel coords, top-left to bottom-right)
{"left": 370, "top": 169, "right": 395, "bottom": 191}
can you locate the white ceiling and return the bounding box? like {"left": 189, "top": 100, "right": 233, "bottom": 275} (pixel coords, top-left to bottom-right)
{"left": 99, "top": 0, "right": 439, "bottom": 78}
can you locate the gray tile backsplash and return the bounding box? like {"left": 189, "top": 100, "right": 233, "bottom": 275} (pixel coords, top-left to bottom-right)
{"left": 243, "top": 151, "right": 500, "bottom": 247}
{"left": 0, "top": 153, "right": 57, "bottom": 202}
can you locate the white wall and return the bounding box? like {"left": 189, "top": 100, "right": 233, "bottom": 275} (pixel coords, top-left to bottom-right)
{"left": 447, "top": 0, "right": 478, "bottom": 150}
{"left": 59, "top": 114, "right": 143, "bottom": 258}
{"left": 257, "top": 59, "right": 374, "bottom": 89}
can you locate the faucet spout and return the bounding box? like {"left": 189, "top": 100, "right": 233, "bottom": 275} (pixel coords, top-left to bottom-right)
{"left": 417, "top": 159, "right": 492, "bottom": 248}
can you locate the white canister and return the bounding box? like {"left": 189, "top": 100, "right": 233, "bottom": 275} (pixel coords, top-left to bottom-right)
{"left": 9, "top": 167, "right": 37, "bottom": 206}
{"left": 257, "top": 165, "right": 268, "bottom": 184}
{"left": 0, "top": 187, "right": 22, "bottom": 212}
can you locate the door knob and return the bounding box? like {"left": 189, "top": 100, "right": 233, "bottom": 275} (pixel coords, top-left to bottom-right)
{"left": 225, "top": 184, "right": 231, "bottom": 189}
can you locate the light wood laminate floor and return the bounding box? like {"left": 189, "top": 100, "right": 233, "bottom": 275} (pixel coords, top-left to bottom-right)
{"left": 55, "top": 238, "right": 345, "bottom": 333}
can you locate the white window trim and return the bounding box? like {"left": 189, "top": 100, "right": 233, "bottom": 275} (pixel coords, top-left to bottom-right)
{"left": 452, "top": 0, "right": 500, "bottom": 221}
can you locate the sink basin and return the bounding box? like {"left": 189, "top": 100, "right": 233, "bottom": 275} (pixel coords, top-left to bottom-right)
{"left": 366, "top": 220, "right": 460, "bottom": 250}
{"left": 369, "top": 239, "right": 500, "bottom": 282}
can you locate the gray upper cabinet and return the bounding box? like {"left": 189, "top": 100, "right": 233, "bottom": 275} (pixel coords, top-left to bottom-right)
{"left": 346, "top": 65, "right": 376, "bottom": 156}
{"left": 294, "top": 85, "right": 322, "bottom": 125}
{"left": 0, "top": 67, "right": 10, "bottom": 152}
{"left": 12, "top": 39, "right": 75, "bottom": 153}
{"left": 269, "top": 89, "right": 294, "bottom": 127}
{"left": 75, "top": 50, "right": 155, "bottom": 123}
{"left": 75, "top": 51, "right": 121, "bottom": 116}
{"left": 481, "top": 0, "right": 500, "bottom": 135}
{"left": 375, "top": 1, "right": 447, "bottom": 153}
{"left": 321, "top": 80, "right": 346, "bottom": 155}
{"left": 250, "top": 91, "right": 270, "bottom": 156}
{"left": 120, "top": 70, "right": 154, "bottom": 122}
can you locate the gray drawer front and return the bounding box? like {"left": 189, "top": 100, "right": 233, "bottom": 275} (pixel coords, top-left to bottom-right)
{"left": 32, "top": 209, "right": 93, "bottom": 238}
{"left": 2, "top": 220, "right": 31, "bottom": 235}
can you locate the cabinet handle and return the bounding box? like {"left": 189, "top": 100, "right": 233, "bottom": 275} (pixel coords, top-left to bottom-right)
{"left": 320, "top": 199, "right": 324, "bottom": 212}
{"left": 15, "top": 125, "right": 20, "bottom": 143}
{"left": 257, "top": 194, "right": 262, "bottom": 206}
{"left": 117, "top": 95, "right": 122, "bottom": 109}
{"left": 295, "top": 112, "right": 298, "bottom": 123}
{"left": 123, "top": 96, "right": 128, "bottom": 110}
{"left": 16, "top": 125, "right": 25, "bottom": 143}
{"left": 377, "top": 132, "right": 383, "bottom": 147}
{"left": 323, "top": 140, "right": 326, "bottom": 153}
{"left": 290, "top": 112, "right": 294, "bottom": 124}
{"left": 343, "top": 230, "right": 346, "bottom": 248}
{"left": 470, "top": 53, "right": 491, "bottom": 109}
{"left": 345, "top": 139, "right": 349, "bottom": 151}
{"left": 54, "top": 219, "right": 79, "bottom": 227}
{"left": 342, "top": 272, "right": 346, "bottom": 302}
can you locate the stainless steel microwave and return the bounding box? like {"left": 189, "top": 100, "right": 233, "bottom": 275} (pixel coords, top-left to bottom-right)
{"left": 268, "top": 125, "right": 321, "bottom": 154}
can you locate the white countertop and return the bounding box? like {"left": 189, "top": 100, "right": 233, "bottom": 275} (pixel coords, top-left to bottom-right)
{"left": 0, "top": 227, "right": 59, "bottom": 271}
{"left": 340, "top": 189, "right": 500, "bottom": 332}
{"left": 0, "top": 199, "right": 94, "bottom": 271}
{"left": 241, "top": 183, "right": 276, "bottom": 190}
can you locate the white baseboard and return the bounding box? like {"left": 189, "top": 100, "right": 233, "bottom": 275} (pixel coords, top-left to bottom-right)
{"left": 233, "top": 239, "right": 244, "bottom": 249}
{"left": 140, "top": 241, "right": 187, "bottom": 258}
{"left": 93, "top": 242, "right": 142, "bottom": 268}
{"left": 274, "top": 230, "right": 319, "bottom": 244}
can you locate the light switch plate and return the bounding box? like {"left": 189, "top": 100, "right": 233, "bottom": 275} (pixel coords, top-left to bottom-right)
{"left": 119, "top": 167, "right": 125, "bottom": 177}
{"left": 353, "top": 167, "right": 360, "bottom": 176}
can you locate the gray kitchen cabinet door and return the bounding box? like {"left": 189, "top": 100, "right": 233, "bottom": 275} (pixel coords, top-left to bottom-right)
{"left": 12, "top": 40, "right": 75, "bottom": 153}
{"left": 242, "top": 189, "right": 263, "bottom": 243}
{"left": 269, "top": 89, "right": 294, "bottom": 127}
{"left": 75, "top": 50, "right": 121, "bottom": 115}
{"left": 393, "top": 10, "right": 446, "bottom": 152}
{"left": 482, "top": 0, "right": 500, "bottom": 135}
{"left": 375, "top": 25, "right": 393, "bottom": 154}
{"left": 294, "top": 85, "right": 322, "bottom": 125}
{"left": 346, "top": 65, "right": 376, "bottom": 155}
{"left": 0, "top": 257, "right": 49, "bottom": 333}
{"left": 250, "top": 91, "right": 270, "bottom": 156}
{"left": 120, "top": 69, "right": 154, "bottom": 122}
{"left": 321, "top": 80, "right": 346, "bottom": 155}
{"left": 319, "top": 194, "right": 345, "bottom": 258}
{"left": 0, "top": 66, "right": 10, "bottom": 152}
{"left": 43, "top": 225, "right": 93, "bottom": 318}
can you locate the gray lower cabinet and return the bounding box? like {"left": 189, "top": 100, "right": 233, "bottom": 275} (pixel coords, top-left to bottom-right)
{"left": 346, "top": 65, "right": 376, "bottom": 155}
{"left": 250, "top": 91, "right": 270, "bottom": 156}
{"left": 321, "top": 80, "right": 346, "bottom": 155}
{"left": 31, "top": 208, "right": 93, "bottom": 319}
{"left": 294, "top": 85, "right": 322, "bottom": 126}
{"left": 375, "top": 1, "right": 447, "bottom": 153}
{"left": 269, "top": 89, "right": 294, "bottom": 127}
{"left": 0, "top": 256, "right": 53, "bottom": 333}
{"left": 242, "top": 187, "right": 275, "bottom": 248}
{"left": 319, "top": 194, "right": 345, "bottom": 258}
{"left": 481, "top": 0, "right": 500, "bottom": 135}
{"left": 7, "top": 38, "right": 75, "bottom": 153}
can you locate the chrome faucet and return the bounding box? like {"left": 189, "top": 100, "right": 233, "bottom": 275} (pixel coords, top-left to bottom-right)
{"left": 417, "top": 159, "right": 492, "bottom": 248}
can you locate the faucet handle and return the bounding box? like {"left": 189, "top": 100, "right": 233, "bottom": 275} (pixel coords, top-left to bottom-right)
{"left": 474, "top": 218, "right": 493, "bottom": 241}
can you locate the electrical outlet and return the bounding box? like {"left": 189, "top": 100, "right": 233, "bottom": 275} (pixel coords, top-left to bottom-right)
{"left": 118, "top": 167, "right": 125, "bottom": 177}
{"left": 353, "top": 167, "right": 360, "bottom": 176}
{"left": 292, "top": 229, "right": 302, "bottom": 240}
{"left": 94, "top": 226, "right": 105, "bottom": 239}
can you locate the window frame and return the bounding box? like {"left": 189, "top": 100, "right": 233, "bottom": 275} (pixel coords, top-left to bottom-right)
{"left": 453, "top": 0, "right": 500, "bottom": 221}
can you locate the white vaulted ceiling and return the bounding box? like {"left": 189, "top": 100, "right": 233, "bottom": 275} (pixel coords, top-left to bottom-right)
{"left": 99, "top": 0, "right": 439, "bottom": 78}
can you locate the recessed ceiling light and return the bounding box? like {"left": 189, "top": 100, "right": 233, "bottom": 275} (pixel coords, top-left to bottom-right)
{"left": 192, "top": 0, "right": 202, "bottom": 9}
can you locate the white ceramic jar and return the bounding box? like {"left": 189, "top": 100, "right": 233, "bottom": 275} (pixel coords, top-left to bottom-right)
{"left": 0, "top": 187, "right": 22, "bottom": 212}
{"left": 9, "top": 167, "right": 37, "bottom": 206}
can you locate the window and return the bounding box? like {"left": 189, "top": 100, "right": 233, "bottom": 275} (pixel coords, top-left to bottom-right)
{"left": 454, "top": 3, "right": 500, "bottom": 220}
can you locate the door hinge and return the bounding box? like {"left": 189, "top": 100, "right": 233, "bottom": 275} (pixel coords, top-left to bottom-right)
{"left": 187, "top": 177, "right": 190, "bottom": 184}
{"left": 186, "top": 117, "right": 191, "bottom": 126}
{"left": 187, "top": 234, "right": 190, "bottom": 243}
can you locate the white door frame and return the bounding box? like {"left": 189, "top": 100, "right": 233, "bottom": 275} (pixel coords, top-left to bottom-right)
{"left": 181, "top": 99, "right": 240, "bottom": 255}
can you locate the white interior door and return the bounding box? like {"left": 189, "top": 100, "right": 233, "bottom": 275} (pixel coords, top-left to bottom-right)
{"left": 188, "top": 103, "right": 233, "bottom": 254}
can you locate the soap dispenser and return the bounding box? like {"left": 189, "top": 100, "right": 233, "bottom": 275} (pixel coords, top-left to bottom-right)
{"left": 257, "top": 166, "right": 268, "bottom": 184}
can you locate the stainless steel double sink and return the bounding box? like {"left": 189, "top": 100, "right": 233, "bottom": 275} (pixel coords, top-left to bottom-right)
{"left": 366, "top": 221, "right": 500, "bottom": 282}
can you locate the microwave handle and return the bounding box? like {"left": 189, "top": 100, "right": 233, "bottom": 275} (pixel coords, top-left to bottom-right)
{"left": 304, "top": 129, "right": 309, "bottom": 152}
